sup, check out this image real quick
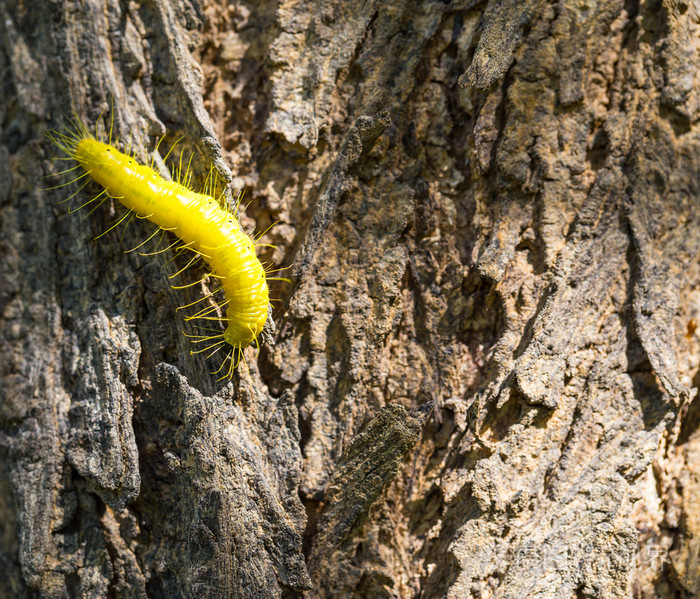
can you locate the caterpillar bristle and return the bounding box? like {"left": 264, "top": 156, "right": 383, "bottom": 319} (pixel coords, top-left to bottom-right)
{"left": 206, "top": 344, "right": 226, "bottom": 360}
{"left": 212, "top": 350, "right": 231, "bottom": 376}
{"left": 175, "top": 241, "right": 210, "bottom": 259}
{"left": 187, "top": 300, "right": 229, "bottom": 321}
{"left": 86, "top": 198, "right": 109, "bottom": 218}
{"left": 253, "top": 220, "right": 278, "bottom": 243}
{"left": 176, "top": 288, "right": 222, "bottom": 311}
{"left": 183, "top": 331, "right": 218, "bottom": 340}
{"left": 49, "top": 167, "right": 90, "bottom": 190}
{"left": 206, "top": 272, "right": 227, "bottom": 280}
{"left": 168, "top": 254, "right": 200, "bottom": 279}
{"left": 189, "top": 316, "right": 231, "bottom": 322}
{"left": 42, "top": 163, "right": 82, "bottom": 182}
{"left": 138, "top": 238, "right": 180, "bottom": 257}
{"left": 150, "top": 135, "right": 166, "bottom": 171}
{"left": 50, "top": 170, "right": 91, "bottom": 196}
{"left": 188, "top": 301, "right": 224, "bottom": 318}
{"left": 120, "top": 212, "right": 137, "bottom": 242}
{"left": 190, "top": 340, "right": 226, "bottom": 355}
{"left": 186, "top": 334, "right": 225, "bottom": 343}
{"left": 64, "top": 181, "right": 98, "bottom": 209}
{"left": 161, "top": 136, "right": 184, "bottom": 167}
{"left": 125, "top": 228, "right": 163, "bottom": 253}
{"left": 182, "top": 154, "right": 194, "bottom": 188}
{"left": 213, "top": 349, "right": 242, "bottom": 381}
{"left": 108, "top": 103, "right": 115, "bottom": 146}
{"left": 124, "top": 132, "right": 134, "bottom": 159}
{"left": 171, "top": 275, "right": 212, "bottom": 290}
{"left": 263, "top": 264, "right": 291, "bottom": 275}
{"left": 94, "top": 208, "right": 133, "bottom": 240}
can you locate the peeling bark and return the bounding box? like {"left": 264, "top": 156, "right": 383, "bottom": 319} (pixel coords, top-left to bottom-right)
{"left": 1, "top": 0, "right": 700, "bottom": 598}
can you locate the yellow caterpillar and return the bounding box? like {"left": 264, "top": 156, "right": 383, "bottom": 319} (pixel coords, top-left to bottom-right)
{"left": 47, "top": 118, "right": 270, "bottom": 379}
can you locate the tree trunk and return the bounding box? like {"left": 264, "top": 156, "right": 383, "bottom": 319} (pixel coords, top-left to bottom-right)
{"left": 1, "top": 0, "right": 699, "bottom": 597}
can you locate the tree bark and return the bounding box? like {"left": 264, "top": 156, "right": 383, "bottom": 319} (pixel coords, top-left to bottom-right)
{"left": 1, "top": 0, "right": 699, "bottom": 598}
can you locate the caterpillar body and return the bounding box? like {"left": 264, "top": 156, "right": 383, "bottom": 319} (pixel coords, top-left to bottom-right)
{"left": 48, "top": 122, "right": 270, "bottom": 379}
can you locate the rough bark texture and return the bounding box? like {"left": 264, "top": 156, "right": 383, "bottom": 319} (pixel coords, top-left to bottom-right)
{"left": 1, "top": 0, "right": 700, "bottom": 598}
